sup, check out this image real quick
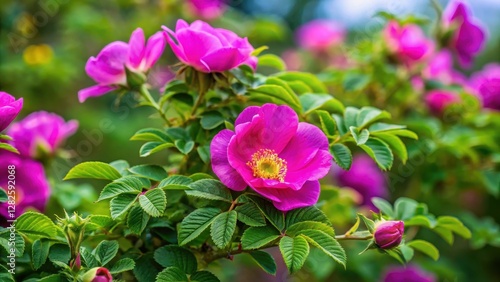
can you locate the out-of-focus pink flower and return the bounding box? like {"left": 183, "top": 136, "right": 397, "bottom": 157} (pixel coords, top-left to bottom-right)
{"left": 82, "top": 267, "right": 113, "bottom": 282}
{"left": 79, "top": 28, "right": 165, "bottom": 103}
{"left": 163, "top": 20, "right": 257, "bottom": 73}
{"left": 210, "top": 104, "right": 332, "bottom": 211}
{"left": 424, "top": 90, "right": 461, "bottom": 116}
{"left": 423, "top": 50, "right": 467, "bottom": 85}
{"left": 382, "top": 265, "right": 436, "bottom": 282}
{"left": 296, "top": 20, "right": 346, "bottom": 52}
{"left": 332, "top": 155, "right": 388, "bottom": 210}
{"left": 0, "top": 92, "right": 23, "bottom": 132}
{"left": 281, "top": 49, "right": 303, "bottom": 71}
{"left": 0, "top": 151, "right": 50, "bottom": 220}
{"left": 188, "top": 0, "right": 226, "bottom": 20}
{"left": 384, "top": 21, "right": 434, "bottom": 66}
{"left": 148, "top": 66, "right": 176, "bottom": 93}
{"left": 8, "top": 111, "right": 78, "bottom": 159}
{"left": 374, "top": 220, "right": 404, "bottom": 249}
{"left": 443, "top": 1, "right": 486, "bottom": 68}
{"left": 470, "top": 64, "right": 500, "bottom": 111}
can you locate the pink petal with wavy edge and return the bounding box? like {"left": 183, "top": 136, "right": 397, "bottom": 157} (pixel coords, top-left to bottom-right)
{"left": 144, "top": 31, "right": 166, "bottom": 70}
{"left": 176, "top": 28, "right": 222, "bottom": 71}
{"left": 85, "top": 41, "right": 128, "bottom": 85}
{"left": 234, "top": 106, "right": 260, "bottom": 126}
{"left": 128, "top": 28, "right": 145, "bottom": 70}
{"left": 210, "top": 129, "right": 247, "bottom": 191}
{"left": 253, "top": 180, "right": 321, "bottom": 211}
{"left": 78, "top": 85, "right": 118, "bottom": 103}
{"left": 162, "top": 27, "right": 189, "bottom": 64}
{"left": 201, "top": 47, "right": 243, "bottom": 72}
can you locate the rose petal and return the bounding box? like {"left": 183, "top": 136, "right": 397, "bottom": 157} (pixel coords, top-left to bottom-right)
{"left": 78, "top": 85, "right": 118, "bottom": 103}
{"left": 210, "top": 129, "right": 247, "bottom": 191}
{"left": 253, "top": 180, "right": 321, "bottom": 211}
{"left": 144, "top": 31, "right": 166, "bottom": 70}
{"left": 176, "top": 28, "right": 222, "bottom": 71}
{"left": 128, "top": 28, "right": 146, "bottom": 70}
{"left": 200, "top": 47, "right": 243, "bottom": 72}
{"left": 85, "top": 41, "right": 128, "bottom": 85}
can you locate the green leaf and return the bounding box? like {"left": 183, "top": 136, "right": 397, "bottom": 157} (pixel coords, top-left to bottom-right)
{"left": 358, "top": 214, "right": 375, "bottom": 233}
{"left": 399, "top": 244, "right": 415, "bottom": 262}
{"left": 88, "top": 215, "right": 115, "bottom": 231}
{"left": 258, "top": 54, "right": 286, "bottom": 71}
{"left": 16, "top": 212, "right": 57, "bottom": 240}
{"left": 48, "top": 244, "right": 70, "bottom": 264}
{"left": 300, "top": 93, "right": 335, "bottom": 114}
{"left": 433, "top": 226, "right": 454, "bottom": 244}
{"left": 156, "top": 267, "right": 188, "bottom": 282}
{"left": 241, "top": 225, "right": 281, "bottom": 250}
{"left": 248, "top": 84, "right": 302, "bottom": 113}
{"left": 80, "top": 247, "right": 99, "bottom": 268}
{"left": 110, "top": 258, "right": 135, "bottom": 274}
{"left": 200, "top": 111, "right": 225, "bottom": 130}
{"left": 190, "top": 271, "right": 220, "bottom": 282}
{"left": 315, "top": 110, "right": 337, "bottom": 136}
{"left": 134, "top": 253, "right": 161, "bottom": 282}
{"left": 139, "top": 188, "right": 167, "bottom": 217}
{"left": 247, "top": 195, "right": 285, "bottom": 231}
{"left": 249, "top": 251, "right": 277, "bottom": 275}
{"left": 394, "top": 197, "right": 418, "bottom": 220}
{"left": 374, "top": 133, "right": 408, "bottom": 163}
{"left": 356, "top": 107, "right": 391, "bottom": 128}
{"left": 158, "top": 175, "right": 193, "bottom": 190}
{"left": 210, "top": 211, "right": 237, "bottom": 248}
{"left": 109, "top": 160, "right": 130, "bottom": 175}
{"left": 286, "top": 221, "right": 335, "bottom": 237}
{"left": 98, "top": 176, "right": 145, "bottom": 201}
{"left": 343, "top": 73, "right": 370, "bottom": 92}
{"left": 343, "top": 107, "right": 360, "bottom": 129}
{"left": 140, "top": 142, "right": 175, "bottom": 157}
{"left": 299, "top": 230, "right": 346, "bottom": 268}
{"left": 154, "top": 246, "right": 197, "bottom": 274}
{"left": 129, "top": 165, "right": 168, "bottom": 181}
{"left": 93, "top": 240, "right": 119, "bottom": 266}
{"left": 0, "top": 143, "right": 19, "bottom": 154}
{"left": 437, "top": 216, "right": 472, "bottom": 239}
{"left": 186, "top": 179, "right": 233, "bottom": 203}
{"left": 286, "top": 81, "right": 313, "bottom": 95}
{"left": 178, "top": 208, "right": 221, "bottom": 246}
{"left": 372, "top": 198, "right": 394, "bottom": 218}
{"left": 235, "top": 201, "right": 266, "bottom": 227}
{"left": 279, "top": 236, "right": 310, "bottom": 274}
{"left": 285, "top": 206, "right": 331, "bottom": 228}
{"left": 110, "top": 193, "right": 137, "bottom": 219}
{"left": 330, "top": 144, "right": 352, "bottom": 170}
{"left": 274, "top": 71, "right": 327, "bottom": 93}
{"left": 197, "top": 145, "right": 211, "bottom": 164}
{"left": 130, "top": 128, "right": 170, "bottom": 142}
{"left": 407, "top": 240, "right": 439, "bottom": 261}
{"left": 0, "top": 228, "right": 24, "bottom": 257}
{"left": 174, "top": 140, "right": 195, "bottom": 155}
{"left": 128, "top": 205, "right": 150, "bottom": 234}
{"left": 350, "top": 127, "right": 370, "bottom": 145}
{"left": 405, "top": 215, "right": 435, "bottom": 228}
{"left": 359, "top": 138, "right": 394, "bottom": 170}
{"left": 64, "top": 161, "right": 121, "bottom": 180}
{"left": 32, "top": 239, "right": 50, "bottom": 270}
{"left": 0, "top": 189, "right": 7, "bottom": 202}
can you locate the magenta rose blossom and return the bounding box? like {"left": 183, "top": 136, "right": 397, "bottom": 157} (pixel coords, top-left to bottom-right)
{"left": 82, "top": 267, "right": 113, "bottom": 282}
{"left": 423, "top": 50, "right": 467, "bottom": 85}
{"left": 162, "top": 20, "right": 257, "bottom": 73}
{"left": 296, "top": 20, "right": 345, "bottom": 52}
{"left": 470, "top": 64, "right": 500, "bottom": 111}
{"left": 8, "top": 111, "right": 78, "bottom": 158}
{"left": 0, "top": 92, "right": 23, "bottom": 132}
{"left": 210, "top": 104, "right": 332, "bottom": 211}
{"left": 374, "top": 220, "right": 404, "bottom": 249}
{"left": 79, "top": 28, "right": 165, "bottom": 103}
{"left": 0, "top": 151, "right": 50, "bottom": 220}
{"left": 382, "top": 265, "right": 436, "bottom": 282}
{"left": 188, "top": 0, "right": 226, "bottom": 20}
{"left": 384, "top": 21, "right": 433, "bottom": 66}
{"left": 332, "top": 155, "right": 388, "bottom": 210}
{"left": 425, "top": 90, "right": 461, "bottom": 116}
{"left": 443, "top": 1, "right": 486, "bottom": 68}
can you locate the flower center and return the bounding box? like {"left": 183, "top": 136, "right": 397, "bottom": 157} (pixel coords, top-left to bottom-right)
{"left": 247, "top": 149, "right": 287, "bottom": 182}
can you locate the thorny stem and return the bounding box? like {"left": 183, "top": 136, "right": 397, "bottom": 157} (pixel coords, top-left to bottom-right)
{"left": 139, "top": 84, "right": 172, "bottom": 126}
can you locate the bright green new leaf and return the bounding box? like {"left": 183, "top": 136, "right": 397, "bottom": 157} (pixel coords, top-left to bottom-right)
{"left": 64, "top": 161, "right": 121, "bottom": 181}
{"left": 129, "top": 165, "right": 168, "bottom": 181}
{"left": 16, "top": 212, "right": 57, "bottom": 240}
{"left": 407, "top": 240, "right": 439, "bottom": 261}
{"left": 258, "top": 54, "right": 286, "bottom": 71}
{"left": 140, "top": 142, "right": 175, "bottom": 157}
{"left": 279, "top": 236, "right": 310, "bottom": 274}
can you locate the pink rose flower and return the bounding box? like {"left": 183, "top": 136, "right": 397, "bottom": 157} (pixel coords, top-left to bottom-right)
{"left": 82, "top": 267, "right": 113, "bottom": 282}
{"left": 188, "top": 0, "right": 226, "bottom": 20}
{"left": 8, "top": 111, "right": 78, "bottom": 158}
{"left": 0, "top": 151, "right": 50, "bottom": 221}
{"left": 443, "top": 1, "right": 486, "bottom": 68}
{"left": 470, "top": 64, "right": 500, "bottom": 111}
{"left": 210, "top": 104, "right": 332, "bottom": 211}
{"left": 424, "top": 90, "right": 461, "bottom": 116}
{"left": 79, "top": 28, "right": 165, "bottom": 103}
{"left": 423, "top": 50, "right": 467, "bottom": 85}
{"left": 162, "top": 20, "right": 257, "bottom": 73}
{"left": 382, "top": 265, "right": 436, "bottom": 282}
{"left": 295, "top": 20, "right": 346, "bottom": 52}
{"left": 0, "top": 92, "right": 23, "bottom": 132}
{"left": 384, "top": 21, "right": 434, "bottom": 66}
{"left": 374, "top": 220, "right": 404, "bottom": 249}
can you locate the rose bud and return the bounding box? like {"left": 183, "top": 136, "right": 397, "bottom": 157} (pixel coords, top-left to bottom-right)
{"left": 374, "top": 220, "right": 404, "bottom": 249}
{"left": 82, "top": 267, "right": 113, "bottom": 282}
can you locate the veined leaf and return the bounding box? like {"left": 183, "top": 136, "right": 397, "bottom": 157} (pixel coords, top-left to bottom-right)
{"left": 154, "top": 246, "right": 197, "bottom": 274}
{"left": 178, "top": 208, "right": 221, "bottom": 246}
{"left": 248, "top": 251, "right": 277, "bottom": 275}
{"left": 279, "top": 236, "right": 310, "bottom": 274}
{"left": 330, "top": 144, "right": 352, "bottom": 170}
{"left": 139, "top": 188, "right": 167, "bottom": 217}
{"left": 299, "top": 229, "right": 346, "bottom": 267}
{"left": 210, "top": 211, "right": 237, "bottom": 248}
{"left": 64, "top": 162, "right": 121, "bottom": 181}
{"left": 186, "top": 179, "right": 233, "bottom": 203}
{"left": 241, "top": 225, "right": 281, "bottom": 250}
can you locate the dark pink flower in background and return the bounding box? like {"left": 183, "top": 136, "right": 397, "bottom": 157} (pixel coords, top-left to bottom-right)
{"left": 210, "top": 104, "right": 332, "bottom": 211}
{"left": 0, "top": 151, "right": 50, "bottom": 220}
{"left": 296, "top": 20, "right": 346, "bottom": 52}
{"left": 382, "top": 265, "right": 436, "bottom": 282}
{"left": 282, "top": 49, "right": 303, "bottom": 71}
{"left": 8, "top": 111, "right": 78, "bottom": 158}
{"left": 423, "top": 50, "right": 467, "bottom": 86}
{"left": 374, "top": 220, "right": 404, "bottom": 249}
{"left": 163, "top": 20, "right": 257, "bottom": 73}
{"left": 443, "top": 0, "right": 486, "bottom": 68}
{"left": 0, "top": 91, "right": 23, "bottom": 132}
{"left": 384, "top": 21, "right": 434, "bottom": 66}
{"left": 79, "top": 28, "right": 165, "bottom": 103}
{"left": 188, "top": 0, "right": 226, "bottom": 20}
{"left": 332, "top": 155, "right": 388, "bottom": 210}
{"left": 425, "top": 90, "right": 461, "bottom": 116}
{"left": 470, "top": 64, "right": 500, "bottom": 111}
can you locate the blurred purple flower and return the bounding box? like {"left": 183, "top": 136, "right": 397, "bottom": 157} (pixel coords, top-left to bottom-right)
{"left": 210, "top": 104, "right": 331, "bottom": 211}
{"left": 374, "top": 220, "right": 404, "bottom": 249}
{"left": 148, "top": 66, "right": 176, "bottom": 93}
{"left": 0, "top": 151, "right": 50, "bottom": 220}
{"left": 332, "top": 155, "right": 388, "bottom": 209}
{"left": 382, "top": 265, "right": 436, "bottom": 282}
{"left": 296, "top": 20, "right": 346, "bottom": 52}
{"left": 162, "top": 20, "right": 257, "bottom": 73}
{"left": 0, "top": 92, "right": 23, "bottom": 132}
{"left": 423, "top": 50, "right": 467, "bottom": 85}
{"left": 425, "top": 90, "right": 461, "bottom": 116}
{"left": 384, "top": 21, "right": 434, "bottom": 66}
{"left": 470, "top": 64, "right": 500, "bottom": 111}
{"left": 443, "top": 0, "right": 486, "bottom": 68}
{"left": 79, "top": 28, "right": 165, "bottom": 103}
{"left": 188, "top": 0, "right": 226, "bottom": 20}
{"left": 8, "top": 111, "right": 78, "bottom": 159}
{"left": 281, "top": 49, "right": 303, "bottom": 71}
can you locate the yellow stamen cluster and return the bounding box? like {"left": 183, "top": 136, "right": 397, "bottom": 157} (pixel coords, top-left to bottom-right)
{"left": 247, "top": 149, "right": 287, "bottom": 182}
